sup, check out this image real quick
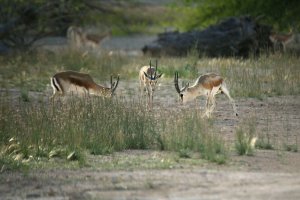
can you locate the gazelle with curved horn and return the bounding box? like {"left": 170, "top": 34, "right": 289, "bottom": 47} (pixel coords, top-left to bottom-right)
{"left": 139, "top": 60, "right": 163, "bottom": 108}
{"left": 50, "top": 71, "right": 119, "bottom": 99}
{"left": 174, "top": 72, "right": 238, "bottom": 117}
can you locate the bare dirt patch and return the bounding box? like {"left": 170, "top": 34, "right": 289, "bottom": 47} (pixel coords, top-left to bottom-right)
{"left": 1, "top": 151, "right": 300, "bottom": 200}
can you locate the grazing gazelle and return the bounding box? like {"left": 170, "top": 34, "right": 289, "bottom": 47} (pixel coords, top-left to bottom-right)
{"left": 50, "top": 71, "right": 119, "bottom": 99}
{"left": 139, "top": 60, "right": 163, "bottom": 108}
{"left": 174, "top": 72, "right": 238, "bottom": 117}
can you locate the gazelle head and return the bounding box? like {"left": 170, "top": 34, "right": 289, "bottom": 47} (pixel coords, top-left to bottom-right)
{"left": 143, "top": 60, "right": 163, "bottom": 93}
{"left": 83, "top": 74, "right": 119, "bottom": 98}
{"left": 174, "top": 71, "right": 191, "bottom": 103}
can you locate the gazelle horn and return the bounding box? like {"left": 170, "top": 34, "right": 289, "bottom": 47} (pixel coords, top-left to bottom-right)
{"left": 174, "top": 71, "right": 181, "bottom": 94}
{"left": 155, "top": 60, "right": 158, "bottom": 78}
{"left": 111, "top": 75, "right": 119, "bottom": 94}
{"left": 149, "top": 60, "right": 153, "bottom": 79}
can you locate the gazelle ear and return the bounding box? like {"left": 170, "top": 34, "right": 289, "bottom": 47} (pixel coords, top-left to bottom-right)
{"left": 144, "top": 72, "right": 151, "bottom": 79}
{"left": 156, "top": 73, "right": 163, "bottom": 79}
{"left": 182, "top": 82, "right": 189, "bottom": 91}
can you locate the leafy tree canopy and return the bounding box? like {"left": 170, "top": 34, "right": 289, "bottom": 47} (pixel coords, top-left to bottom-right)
{"left": 0, "top": 0, "right": 171, "bottom": 51}
{"left": 172, "top": 0, "right": 300, "bottom": 32}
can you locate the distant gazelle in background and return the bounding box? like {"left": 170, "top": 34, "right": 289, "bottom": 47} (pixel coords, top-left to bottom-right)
{"left": 67, "top": 26, "right": 111, "bottom": 50}
{"left": 50, "top": 71, "right": 119, "bottom": 99}
{"left": 67, "top": 26, "right": 83, "bottom": 50}
{"left": 269, "top": 30, "right": 295, "bottom": 53}
{"left": 139, "top": 60, "right": 163, "bottom": 109}
{"left": 174, "top": 72, "right": 238, "bottom": 118}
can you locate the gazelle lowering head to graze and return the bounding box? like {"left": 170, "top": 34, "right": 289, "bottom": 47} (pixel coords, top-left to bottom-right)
{"left": 139, "top": 60, "right": 163, "bottom": 109}
{"left": 174, "top": 72, "right": 238, "bottom": 118}
{"left": 50, "top": 71, "right": 119, "bottom": 99}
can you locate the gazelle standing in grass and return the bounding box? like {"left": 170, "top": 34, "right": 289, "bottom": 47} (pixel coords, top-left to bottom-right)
{"left": 50, "top": 71, "right": 119, "bottom": 99}
{"left": 174, "top": 72, "right": 238, "bottom": 118}
{"left": 269, "top": 30, "right": 295, "bottom": 53}
{"left": 139, "top": 60, "right": 163, "bottom": 109}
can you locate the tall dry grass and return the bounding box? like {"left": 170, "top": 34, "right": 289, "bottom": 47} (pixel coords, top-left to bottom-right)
{"left": 0, "top": 51, "right": 299, "bottom": 170}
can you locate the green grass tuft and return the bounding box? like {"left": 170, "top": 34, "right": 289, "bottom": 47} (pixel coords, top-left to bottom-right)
{"left": 235, "top": 119, "right": 257, "bottom": 156}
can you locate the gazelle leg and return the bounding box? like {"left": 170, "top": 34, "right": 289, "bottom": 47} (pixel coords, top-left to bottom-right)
{"left": 203, "top": 95, "right": 212, "bottom": 118}
{"left": 202, "top": 87, "right": 220, "bottom": 118}
{"left": 209, "top": 86, "right": 220, "bottom": 114}
{"left": 50, "top": 87, "right": 64, "bottom": 101}
{"left": 50, "top": 91, "right": 58, "bottom": 101}
{"left": 145, "top": 87, "right": 151, "bottom": 110}
{"left": 84, "top": 88, "right": 91, "bottom": 98}
{"left": 139, "top": 80, "right": 145, "bottom": 97}
{"left": 150, "top": 93, "right": 154, "bottom": 109}
{"left": 209, "top": 96, "right": 216, "bottom": 114}
{"left": 220, "top": 84, "right": 238, "bottom": 116}
{"left": 140, "top": 81, "right": 147, "bottom": 105}
{"left": 139, "top": 78, "right": 147, "bottom": 104}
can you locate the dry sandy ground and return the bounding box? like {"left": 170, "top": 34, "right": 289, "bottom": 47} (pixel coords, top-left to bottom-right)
{"left": 0, "top": 80, "right": 300, "bottom": 200}
{"left": 1, "top": 163, "right": 300, "bottom": 200}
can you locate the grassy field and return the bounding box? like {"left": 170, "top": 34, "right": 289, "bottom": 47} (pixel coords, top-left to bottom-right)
{"left": 1, "top": 50, "right": 299, "bottom": 96}
{"left": 0, "top": 50, "right": 299, "bottom": 171}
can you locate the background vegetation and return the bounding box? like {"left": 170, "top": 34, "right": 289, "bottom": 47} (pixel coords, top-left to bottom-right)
{"left": 0, "top": 0, "right": 175, "bottom": 51}
{"left": 172, "top": 0, "right": 300, "bottom": 31}
{"left": 2, "top": 0, "right": 299, "bottom": 52}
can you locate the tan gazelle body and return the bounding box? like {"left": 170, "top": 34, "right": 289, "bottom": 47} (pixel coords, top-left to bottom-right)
{"left": 139, "top": 60, "right": 162, "bottom": 109}
{"left": 174, "top": 72, "right": 238, "bottom": 117}
{"left": 50, "top": 71, "right": 119, "bottom": 99}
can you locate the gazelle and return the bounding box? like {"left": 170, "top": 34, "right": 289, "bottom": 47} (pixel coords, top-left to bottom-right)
{"left": 67, "top": 26, "right": 84, "bottom": 50}
{"left": 269, "top": 31, "right": 295, "bottom": 52}
{"left": 67, "top": 26, "right": 111, "bottom": 50}
{"left": 139, "top": 60, "right": 163, "bottom": 108}
{"left": 174, "top": 72, "right": 238, "bottom": 117}
{"left": 50, "top": 71, "right": 119, "bottom": 99}
{"left": 84, "top": 31, "right": 111, "bottom": 49}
